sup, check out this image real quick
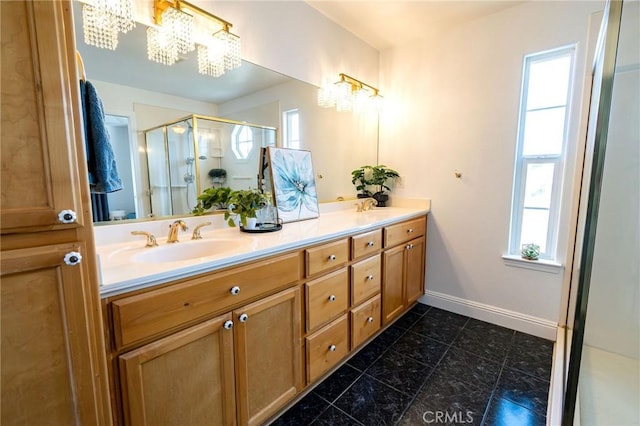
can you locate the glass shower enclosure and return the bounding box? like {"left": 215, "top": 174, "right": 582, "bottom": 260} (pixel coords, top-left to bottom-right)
{"left": 144, "top": 114, "right": 276, "bottom": 217}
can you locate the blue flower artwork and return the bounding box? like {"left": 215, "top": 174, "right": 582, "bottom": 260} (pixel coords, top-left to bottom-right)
{"left": 268, "top": 147, "right": 319, "bottom": 222}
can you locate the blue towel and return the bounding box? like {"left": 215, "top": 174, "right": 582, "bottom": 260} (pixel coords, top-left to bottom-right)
{"left": 80, "top": 80, "right": 122, "bottom": 193}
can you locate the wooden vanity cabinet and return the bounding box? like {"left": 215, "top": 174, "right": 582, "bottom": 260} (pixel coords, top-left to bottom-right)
{"left": 110, "top": 254, "right": 303, "bottom": 426}
{"left": 382, "top": 217, "right": 427, "bottom": 325}
{"left": 1, "top": 1, "right": 110, "bottom": 424}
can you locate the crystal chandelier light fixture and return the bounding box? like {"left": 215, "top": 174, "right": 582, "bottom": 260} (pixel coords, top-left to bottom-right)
{"left": 197, "top": 29, "right": 241, "bottom": 77}
{"left": 82, "top": 0, "right": 135, "bottom": 50}
{"left": 147, "top": 7, "right": 194, "bottom": 65}
{"left": 317, "top": 74, "right": 383, "bottom": 114}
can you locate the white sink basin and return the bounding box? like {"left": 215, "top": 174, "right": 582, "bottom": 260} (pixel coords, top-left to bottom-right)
{"left": 133, "top": 239, "right": 241, "bottom": 263}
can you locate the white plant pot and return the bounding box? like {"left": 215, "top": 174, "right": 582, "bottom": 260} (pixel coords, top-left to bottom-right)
{"left": 244, "top": 217, "right": 258, "bottom": 230}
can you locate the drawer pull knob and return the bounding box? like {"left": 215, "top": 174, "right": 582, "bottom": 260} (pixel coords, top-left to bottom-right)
{"left": 223, "top": 320, "right": 234, "bottom": 330}
{"left": 58, "top": 209, "right": 77, "bottom": 224}
{"left": 328, "top": 344, "right": 336, "bottom": 352}
{"left": 406, "top": 244, "right": 414, "bottom": 250}
{"left": 63, "top": 251, "right": 82, "bottom": 266}
{"left": 230, "top": 286, "right": 241, "bottom": 295}
{"left": 328, "top": 254, "right": 337, "bottom": 261}
{"left": 367, "top": 317, "right": 374, "bottom": 323}
{"left": 367, "top": 275, "right": 374, "bottom": 281}
{"left": 239, "top": 313, "right": 249, "bottom": 322}
{"left": 407, "top": 228, "right": 414, "bottom": 234}
{"left": 328, "top": 294, "right": 336, "bottom": 302}
{"left": 367, "top": 241, "right": 375, "bottom": 247}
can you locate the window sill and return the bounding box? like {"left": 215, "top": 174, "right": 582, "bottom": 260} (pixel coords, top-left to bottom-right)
{"left": 502, "top": 255, "right": 564, "bottom": 274}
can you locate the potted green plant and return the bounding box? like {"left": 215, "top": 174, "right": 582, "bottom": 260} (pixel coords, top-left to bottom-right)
{"left": 208, "top": 168, "right": 227, "bottom": 184}
{"left": 192, "top": 186, "right": 232, "bottom": 215}
{"left": 224, "top": 189, "right": 271, "bottom": 228}
{"left": 350, "top": 165, "right": 400, "bottom": 206}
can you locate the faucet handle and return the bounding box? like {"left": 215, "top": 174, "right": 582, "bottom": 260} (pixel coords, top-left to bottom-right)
{"left": 131, "top": 231, "right": 158, "bottom": 248}
{"left": 192, "top": 222, "right": 212, "bottom": 240}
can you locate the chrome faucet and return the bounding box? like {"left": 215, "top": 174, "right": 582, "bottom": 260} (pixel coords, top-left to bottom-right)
{"left": 167, "top": 220, "right": 188, "bottom": 243}
{"left": 191, "top": 222, "right": 212, "bottom": 240}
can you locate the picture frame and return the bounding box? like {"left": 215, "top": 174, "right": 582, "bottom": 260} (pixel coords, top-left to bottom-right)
{"left": 265, "top": 147, "right": 319, "bottom": 223}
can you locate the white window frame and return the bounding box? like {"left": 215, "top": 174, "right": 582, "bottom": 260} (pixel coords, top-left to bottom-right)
{"left": 231, "top": 125, "right": 254, "bottom": 160}
{"left": 282, "top": 109, "right": 300, "bottom": 149}
{"left": 508, "top": 45, "right": 576, "bottom": 261}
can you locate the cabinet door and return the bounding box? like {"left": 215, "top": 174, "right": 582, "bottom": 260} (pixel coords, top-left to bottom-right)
{"left": 1, "top": 0, "right": 83, "bottom": 232}
{"left": 119, "top": 315, "right": 236, "bottom": 426}
{"left": 382, "top": 244, "right": 405, "bottom": 324}
{"left": 234, "top": 287, "right": 302, "bottom": 426}
{"left": 405, "top": 236, "right": 426, "bottom": 304}
{"left": 1, "top": 243, "right": 105, "bottom": 425}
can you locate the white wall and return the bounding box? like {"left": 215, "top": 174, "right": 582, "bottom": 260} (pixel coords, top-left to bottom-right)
{"left": 379, "top": 1, "right": 604, "bottom": 335}
{"left": 584, "top": 1, "right": 640, "bottom": 359}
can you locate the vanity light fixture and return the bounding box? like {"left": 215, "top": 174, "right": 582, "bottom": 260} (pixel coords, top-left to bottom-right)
{"left": 317, "top": 73, "right": 383, "bottom": 113}
{"left": 150, "top": 0, "right": 241, "bottom": 77}
{"left": 82, "top": 0, "right": 136, "bottom": 50}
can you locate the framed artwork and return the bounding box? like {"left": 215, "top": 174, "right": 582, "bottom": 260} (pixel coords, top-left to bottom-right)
{"left": 266, "top": 147, "right": 319, "bottom": 223}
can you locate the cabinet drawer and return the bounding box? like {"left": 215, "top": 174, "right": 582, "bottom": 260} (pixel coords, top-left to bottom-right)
{"left": 305, "top": 268, "right": 348, "bottom": 332}
{"left": 305, "top": 239, "right": 349, "bottom": 277}
{"left": 384, "top": 217, "right": 426, "bottom": 248}
{"left": 350, "top": 295, "right": 381, "bottom": 349}
{"left": 306, "top": 315, "right": 349, "bottom": 383}
{"left": 112, "top": 253, "right": 300, "bottom": 348}
{"left": 350, "top": 255, "right": 381, "bottom": 306}
{"left": 351, "top": 229, "right": 382, "bottom": 260}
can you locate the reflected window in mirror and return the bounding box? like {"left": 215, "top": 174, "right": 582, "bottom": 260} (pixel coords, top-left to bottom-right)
{"left": 283, "top": 109, "right": 300, "bottom": 149}
{"left": 232, "top": 125, "right": 254, "bottom": 160}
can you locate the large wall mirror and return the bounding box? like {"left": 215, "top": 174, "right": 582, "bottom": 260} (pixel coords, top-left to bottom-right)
{"left": 72, "top": 1, "right": 379, "bottom": 223}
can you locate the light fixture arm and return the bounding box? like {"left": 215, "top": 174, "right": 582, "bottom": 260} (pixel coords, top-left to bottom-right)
{"left": 339, "top": 73, "right": 380, "bottom": 96}
{"left": 154, "top": 0, "right": 233, "bottom": 31}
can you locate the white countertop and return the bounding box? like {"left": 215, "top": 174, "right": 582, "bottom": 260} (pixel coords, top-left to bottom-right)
{"left": 96, "top": 202, "right": 430, "bottom": 298}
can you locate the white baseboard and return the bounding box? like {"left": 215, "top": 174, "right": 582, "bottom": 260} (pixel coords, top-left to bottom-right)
{"left": 420, "top": 290, "right": 558, "bottom": 341}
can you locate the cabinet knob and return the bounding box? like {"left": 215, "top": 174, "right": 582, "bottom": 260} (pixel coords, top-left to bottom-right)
{"left": 328, "top": 344, "right": 336, "bottom": 352}
{"left": 328, "top": 254, "right": 337, "bottom": 261}
{"left": 367, "top": 241, "right": 375, "bottom": 247}
{"left": 230, "top": 286, "right": 241, "bottom": 295}
{"left": 58, "top": 209, "right": 77, "bottom": 224}
{"left": 239, "top": 313, "right": 249, "bottom": 322}
{"left": 406, "top": 244, "right": 414, "bottom": 250}
{"left": 367, "top": 275, "right": 374, "bottom": 281}
{"left": 367, "top": 317, "right": 374, "bottom": 323}
{"left": 223, "top": 320, "right": 234, "bottom": 330}
{"left": 63, "top": 251, "right": 82, "bottom": 266}
{"left": 328, "top": 294, "right": 336, "bottom": 302}
{"left": 407, "top": 228, "right": 414, "bottom": 234}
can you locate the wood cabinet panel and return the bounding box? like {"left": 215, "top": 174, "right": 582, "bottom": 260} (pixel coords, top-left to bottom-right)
{"left": 119, "top": 315, "right": 235, "bottom": 426}
{"left": 405, "top": 237, "right": 426, "bottom": 304}
{"left": 112, "top": 253, "right": 300, "bottom": 348}
{"left": 306, "top": 315, "right": 349, "bottom": 383}
{"left": 305, "top": 239, "right": 349, "bottom": 277}
{"left": 382, "top": 244, "right": 406, "bottom": 324}
{"left": 351, "top": 229, "right": 382, "bottom": 260}
{"left": 1, "top": 243, "right": 102, "bottom": 425}
{"left": 384, "top": 217, "right": 426, "bottom": 248}
{"left": 351, "top": 254, "right": 381, "bottom": 306}
{"left": 305, "top": 268, "right": 349, "bottom": 332}
{"left": 350, "top": 295, "right": 381, "bottom": 349}
{"left": 1, "top": 0, "right": 83, "bottom": 232}
{"left": 234, "top": 287, "right": 302, "bottom": 426}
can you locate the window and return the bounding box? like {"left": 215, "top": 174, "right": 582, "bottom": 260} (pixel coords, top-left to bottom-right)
{"left": 231, "top": 125, "right": 253, "bottom": 160}
{"left": 283, "top": 109, "right": 300, "bottom": 149}
{"left": 509, "top": 46, "right": 575, "bottom": 260}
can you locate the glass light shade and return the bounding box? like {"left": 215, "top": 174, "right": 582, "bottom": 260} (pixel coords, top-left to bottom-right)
{"left": 335, "top": 81, "right": 353, "bottom": 112}
{"left": 197, "top": 30, "right": 241, "bottom": 77}
{"left": 82, "top": 0, "right": 135, "bottom": 50}
{"left": 147, "top": 26, "right": 178, "bottom": 65}
{"left": 317, "top": 83, "right": 336, "bottom": 108}
{"left": 163, "top": 7, "right": 195, "bottom": 54}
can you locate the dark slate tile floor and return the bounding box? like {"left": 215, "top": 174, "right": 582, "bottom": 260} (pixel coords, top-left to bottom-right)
{"left": 271, "top": 304, "right": 553, "bottom": 426}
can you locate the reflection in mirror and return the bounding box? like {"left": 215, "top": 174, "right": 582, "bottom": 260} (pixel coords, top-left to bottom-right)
{"left": 144, "top": 115, "right": 276, "bottom": 216}
{"left": 72, "top": 1, "right": 379, "bottom": 225}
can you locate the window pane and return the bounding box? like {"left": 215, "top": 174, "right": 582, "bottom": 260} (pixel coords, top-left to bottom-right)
{"left": 520, "top": 208, "right": 549, "bottom": 252}
{"left": 522, "top": 107, "right": 565, "bottom": 156}
{"left": 524, "top": 163, "right": 555, "bottom": 209}
{"left": 526, "top": 54, "right": 571, "bottom": 110}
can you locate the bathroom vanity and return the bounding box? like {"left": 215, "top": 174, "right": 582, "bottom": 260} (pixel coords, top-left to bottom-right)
{"left": 98, "top": 209, "right": 428, "bottom": 425}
